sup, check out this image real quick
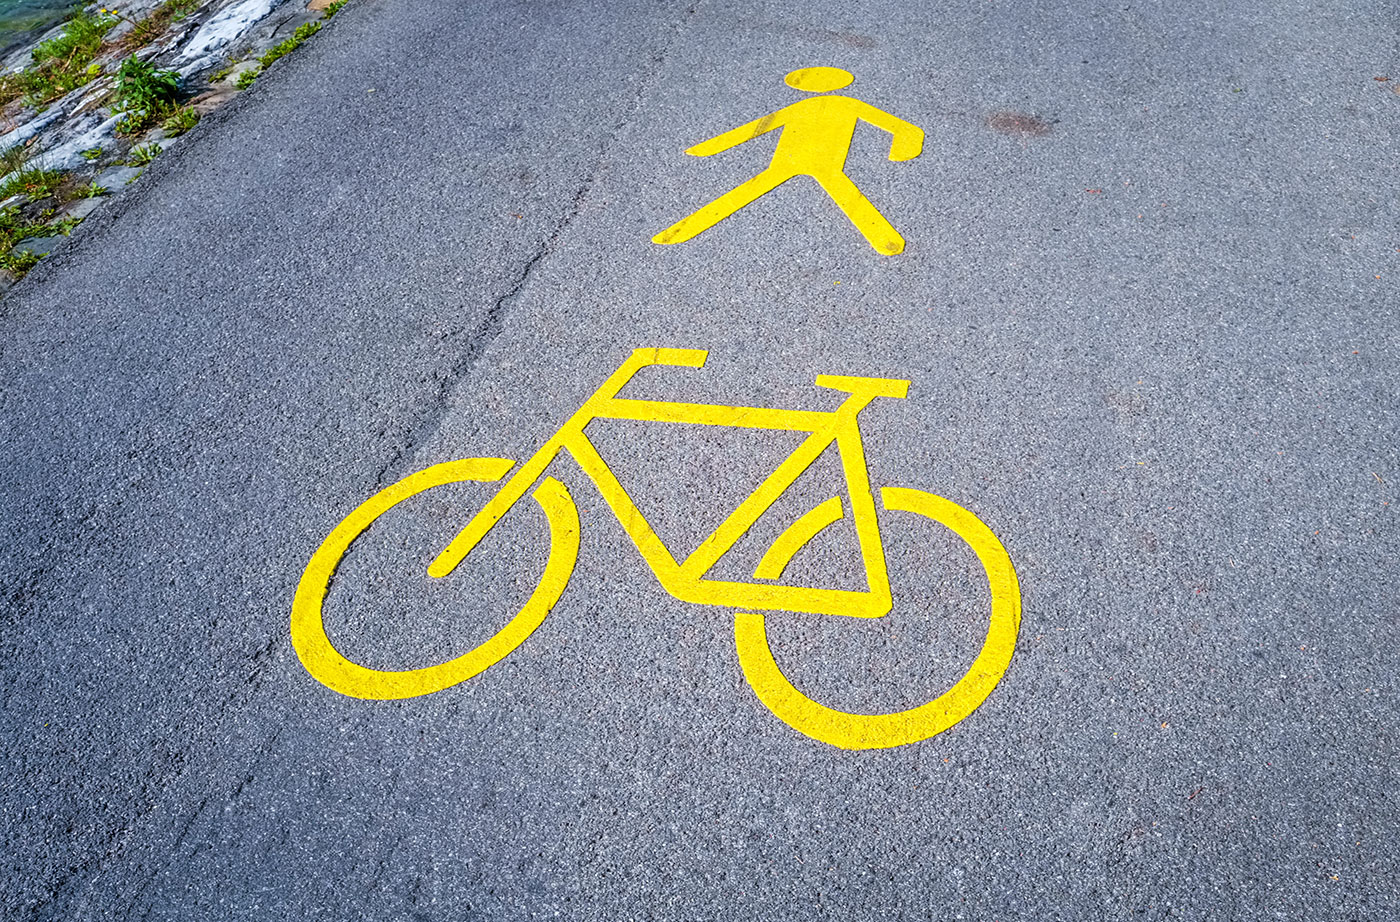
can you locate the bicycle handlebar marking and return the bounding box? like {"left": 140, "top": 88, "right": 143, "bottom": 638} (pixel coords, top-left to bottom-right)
{"left": 291, "top": 348, "right": 1021, "bottom": 749}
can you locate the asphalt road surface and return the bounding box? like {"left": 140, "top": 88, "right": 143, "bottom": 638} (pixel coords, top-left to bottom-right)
{"left": 3, "top": 0, "right": 1398, "bottom": 918}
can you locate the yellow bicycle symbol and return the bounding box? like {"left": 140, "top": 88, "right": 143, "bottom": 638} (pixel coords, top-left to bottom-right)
{"left": 291, "top": 348, "right": 1021, "bottom": 749}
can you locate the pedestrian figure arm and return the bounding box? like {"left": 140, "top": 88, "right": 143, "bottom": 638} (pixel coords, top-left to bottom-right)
{"left": 853, "top": 101, "right": 924, "bottom": 162}
{"left": 685, "top": 110, "right": 790, "bottom": 157}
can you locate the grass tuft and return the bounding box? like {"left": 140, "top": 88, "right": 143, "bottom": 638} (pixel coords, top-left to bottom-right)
{"left": 109, "top": 0, "right": 204, "bottom": 48}
{"left": 259, "top": 22, "right": 321, "bottom": 68}
{"left": 161, "top": 105, "right": 200, "bottom": 136}
{"left": 3, "top": 248, "right": 42, "bottom": 277}
{"left": 126, "top": 143, "right": 161, "bottom": 167}
{"left": 113, "top": 55, "right": 181, "bottom": 113}
{"left": 1, "top": 144, "right": 31, "bottom": 175}
{"left": 112, "top": 55, "right": 183, "bottom": 134}
{"left": 1, "top": 205, "right": 55, "bottom": 277}
{"left": 0, "top": 10, "right": 116, "bottom": 108}
{"left": 0, "top": 165, "right": 65, "bottom": 201}
{"left": 30, "top": 10, "right": 112, "bottom": 67}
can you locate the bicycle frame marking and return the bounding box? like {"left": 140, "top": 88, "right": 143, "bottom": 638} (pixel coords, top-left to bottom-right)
{"left": 429, "top": 348, "right": 909, "bottom": 618}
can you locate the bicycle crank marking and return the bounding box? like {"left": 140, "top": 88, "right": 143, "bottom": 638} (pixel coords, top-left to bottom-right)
{"left": 291, "top": 347, "right": 1022, "bottom": 748}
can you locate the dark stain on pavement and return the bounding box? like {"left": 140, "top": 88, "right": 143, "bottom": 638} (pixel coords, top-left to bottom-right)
{"left": 1105, "top": 388, "right": 1148, "bottom": 421}
{"left": 987, "top": 111, "right": 1055, "bottom": 137}
{"left": 745, "top": 19, "right": 877, "bottom": 49}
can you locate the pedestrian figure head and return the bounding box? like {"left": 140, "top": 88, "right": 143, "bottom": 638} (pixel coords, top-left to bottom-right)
{"left": 784, "top": 66, "right": 854, "bottom": 93}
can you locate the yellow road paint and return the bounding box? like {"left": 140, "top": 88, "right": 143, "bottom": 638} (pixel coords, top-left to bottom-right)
{"left": 427, "top": 347, "right": 900, "bottom": 620}
{"left": 291, "top": 461, "right": 579, "bottom": 699}
{"left": 292, "top": 348, "right": 1020, "bottom": 748}
{"left": 735, "top": 488, "right": 1021, "bottom": 749}
{"left": 653, "top": 67, "right": 924, "bottom": 255}
{"left": 754, "top": 496, "right": 844, "bottom": 580}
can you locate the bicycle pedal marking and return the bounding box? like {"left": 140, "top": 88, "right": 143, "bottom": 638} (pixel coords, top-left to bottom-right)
{"left": 291, "top": 347, "right": 1021, "bottom": 748}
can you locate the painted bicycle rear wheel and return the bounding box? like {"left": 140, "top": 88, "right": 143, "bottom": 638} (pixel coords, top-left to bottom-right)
{"left": 290, "top": 459, "right": 579, "bottom": 700}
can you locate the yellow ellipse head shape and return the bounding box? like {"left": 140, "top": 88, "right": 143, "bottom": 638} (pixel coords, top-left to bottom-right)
{"left": 784, "top": 66, "right": 854, "bottom": 93}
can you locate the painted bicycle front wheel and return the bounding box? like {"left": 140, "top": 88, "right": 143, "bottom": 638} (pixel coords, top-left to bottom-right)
{"left": 734, "top": 487, "right": 1020, "bottom": 749}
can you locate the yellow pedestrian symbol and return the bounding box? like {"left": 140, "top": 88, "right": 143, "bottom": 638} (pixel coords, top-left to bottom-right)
{"left": 653, "top": 66, "right": 925, "bottom": 255}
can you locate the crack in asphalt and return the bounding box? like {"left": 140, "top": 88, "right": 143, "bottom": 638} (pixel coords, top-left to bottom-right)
{"left": 3, "top": 5, "right": 709, "bottom": 918}
{"left": 370, "top": 2, "right": 702, "bottom": 491}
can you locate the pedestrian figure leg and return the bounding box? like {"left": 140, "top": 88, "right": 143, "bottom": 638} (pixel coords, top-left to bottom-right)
{"left": 652, "top": 169, "right": 793, "bottom": 245}
{"left": 813, "top": 171, "right": 906, "bottom": 255}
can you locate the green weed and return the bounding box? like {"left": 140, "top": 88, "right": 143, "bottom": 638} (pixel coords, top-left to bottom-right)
{"left": 0, "top": 144, "right": 30, "bottom": 175}
{"left": 259, "top": 22, "right": 321, "bottom": 68}
{"left": 111, "top": 55, "right": 182, "bottom": 135}
{"left": 0, "top": 10, "right": 116, "bottom": 107}
{"left": 115, "top": 109, "right": 159, "bottom": 135}
{"left": 161, "top": 105, "right": 200, "bottom": 136}
{"left": 163, "top": 0, "right": 203, "bottom": 21}
{"left": 0, "top": 165, "right": 65, "bottom": 200}
{"left": 30, "top": 10, "right": 113, "bottom": 68}
{"left": 80, "top": 146, "right": 105, "bottom": 161}
{"left": 0, "top": 206, "right": 53, "bottom": 277}
{"left": 3, "top": 248, "right": 42, "bottom": 277}
{"left": 80, "top": 181, "right": 108, "bottom": 198}
{"left": 323, "top": 0, "right": 348, "bottom": 18}
{"left": 107, "top": 0, "right": 203, "bottom": 48}
{"left": 234, "top": 68, "right": 259, "bottom": 90}
{"left": 7, "top": 216, "right": 52, "bottom": 242}
{"left": 126, "top": 143, "right": 161, "bottom": 167}
{"left": 114, "top": 55, "right": 182, "bottom": 114}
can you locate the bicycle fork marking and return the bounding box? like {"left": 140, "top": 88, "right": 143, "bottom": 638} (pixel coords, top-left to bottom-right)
{"left": 291, "top": 348, "right": 1021, "bottom": 750}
